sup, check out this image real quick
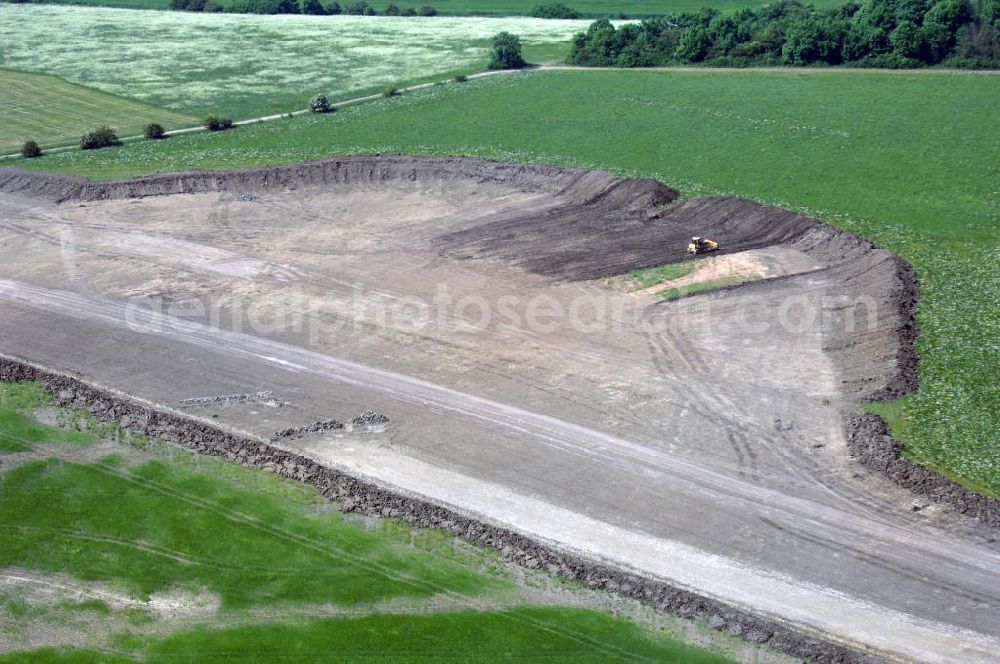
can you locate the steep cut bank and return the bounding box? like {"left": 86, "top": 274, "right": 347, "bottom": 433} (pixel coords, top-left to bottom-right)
{"left": 0, "top": 156, "right": 678, "bottom": 213}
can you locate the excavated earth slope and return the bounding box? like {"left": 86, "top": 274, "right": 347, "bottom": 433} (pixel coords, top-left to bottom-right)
{"left": 1, "top": 157, "right": 998, "bottom": 664}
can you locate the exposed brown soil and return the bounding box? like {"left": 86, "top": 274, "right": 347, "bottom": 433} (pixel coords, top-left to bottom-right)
{"left": 0, "top": 157, "right": 677, "bottom": 211}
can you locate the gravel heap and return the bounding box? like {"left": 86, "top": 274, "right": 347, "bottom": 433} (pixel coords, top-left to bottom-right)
{"left": 274, "top": 419, "right": 344, "bottom": 439}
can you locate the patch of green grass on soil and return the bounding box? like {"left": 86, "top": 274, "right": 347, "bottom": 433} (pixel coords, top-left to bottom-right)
{"left": 864, "top": 398, "right": 913, "bottom": 443}
{"left": 659, "top": 274, "right": 761, "bottom": 300}
{"left": 12, "top": 68, "right": 998, "bottom": 495}
{"left": 0, "top": 69, "right": 196, "bottom": 153}
{"left": 620, "top": 262, "right": 694, "bottom": 290}
{"left": 0, "top": 382, "right": 52, "bottom": 412}
{"left": 0, "top": 383, "right": 92, "bottom": 453}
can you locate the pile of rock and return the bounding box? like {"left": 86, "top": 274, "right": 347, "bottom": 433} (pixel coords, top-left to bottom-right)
{"left": 351, "top": 410, "right": 390, "bottom": 431}
{"left": 273, "top": 419, "right": 344, "bottom": 439}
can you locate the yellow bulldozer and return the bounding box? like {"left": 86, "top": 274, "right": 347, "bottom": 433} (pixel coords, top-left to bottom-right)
{"left": 687, "top": 236, "right": 719, "bottom": 256}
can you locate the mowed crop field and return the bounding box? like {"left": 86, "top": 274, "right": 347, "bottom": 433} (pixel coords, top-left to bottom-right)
{"left": 0, "top": 382, "right": 741, "bottom": 663}
{"left": 0, "top": 70, "right": 197, "bottom": 153}
{"left": 0, "top": 5, "right": 587, "bottom": 119}
{"left": 14, "top": 69, "right": 1000, "bottom": 495}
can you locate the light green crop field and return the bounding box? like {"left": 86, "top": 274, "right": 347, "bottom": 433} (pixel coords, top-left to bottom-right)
{"left": 21, "top": 0, "right": 847, "bottom": 16}
{"left": 0, "top": 381, "right": 738, "bottom": 663}
{"left": 11, "top": 69, "right": 999, "bottom": 495}
{"left": 0, "top": 5, "right": 587, "bottom": 119}
{"left": 0, "top": 69, "right": 197, "bottom": 153}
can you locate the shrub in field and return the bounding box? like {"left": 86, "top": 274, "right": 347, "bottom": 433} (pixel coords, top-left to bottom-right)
{"left": 309, "top": 94, "right": 333, "bottom": 112}
{"left": 323, "top": 0, "right": 342, "bottom": 13}
{"left": 21, "top": 141, "right": 41, "bottom": 158}
{"left": 228, "top": 0, "right": 300, "bottom": 13}
{"left": 346, "top": 1, "right": 370, "bottom": 13}
{"left": 488, "top": 32, "right": 526, "bottom": 69}
{"left": 80, "top": 127, "right": 121, "bottom": 150}
{"left": 384, "top": 3, "right": 400, "bottom": 15}
{"left": 301, "top": 0, "right": 325, "bottom": 13}
{"left": 204, "top": 116, "right": 234, "bottom": 131}
{"left": 170, "top": 0, "right": 208, "bottom": 9}
{"left": 530, "top": 3, "right": 580, "bottom": 19}
{"left": 383, "top": 86, "right": 399, "bottom": 97}
{"left": 417, "top": 5, "right": 436, "bottom": 15}
{"left": 203, "top": 0, "right": 224, "bottom": 10}
{"left": 453, "top": 74, "right": 468, "bottom": 82}
{"left": 144, "top": 123, "right": 166, "bottom": 139}
{"left": 401, "top": 6, "right": 415, "bottom": 15}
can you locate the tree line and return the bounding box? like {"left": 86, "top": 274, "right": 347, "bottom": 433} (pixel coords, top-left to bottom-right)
{"left": 169, "top": 0, "right": 438, "bottom": 16}
{"left": 568, "top": 0, "right": 1000, "bottom": 68}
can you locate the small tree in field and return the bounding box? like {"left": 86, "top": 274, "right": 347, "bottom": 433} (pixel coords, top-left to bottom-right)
{"left": 80, "top": 127, "right": 121, "bottom": 150}
{"left": 488, "top": 32, "right": 525, "bottom": 69}
{"left": 144, "top": 123, "right": 166, "bottom": 139}
{"left": 416, "top": 5, "right": 436, "bottom": 15}
{"left": 21, "top": 141, "right": 42, "bottom": 158}
{"left": 384, "top": 3, "right": 400, "bottom": 14}
{"left": 310, "top": 94, "right": 333, "bottom": 113}
{"left": 204, "top": 116, "right": 234, "bottom": 131}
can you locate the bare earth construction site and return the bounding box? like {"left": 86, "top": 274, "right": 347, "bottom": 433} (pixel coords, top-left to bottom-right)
{"left": 1, "top": 157, "right": 998, "bottom": 663}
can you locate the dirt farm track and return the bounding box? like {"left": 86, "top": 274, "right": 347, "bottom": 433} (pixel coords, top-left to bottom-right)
{"left": 0, "top": 157, "right": 998, "bottom": 663}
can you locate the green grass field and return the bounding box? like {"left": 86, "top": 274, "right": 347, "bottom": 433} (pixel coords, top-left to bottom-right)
{"left": 9, "top": 68, "right": 999, "bottom": 495}
{"left": 0, "top": 70, "right": 197, "bottom": 153}
{"left": 20, "top": 0, "right": 847, "bottom": 16}
{"left": 0, "top": 381, "right": 738, "bottom": 662}
{"left": 0, "top": 5, "right": 585, "bottom": 119}
{"left": 615, "top": 262, "right": 694, "bottom": 290}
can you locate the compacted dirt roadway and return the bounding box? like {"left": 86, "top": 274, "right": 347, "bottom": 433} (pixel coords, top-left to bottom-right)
{"left": 0, "top": 158, "right": 998, "bottom": 663}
